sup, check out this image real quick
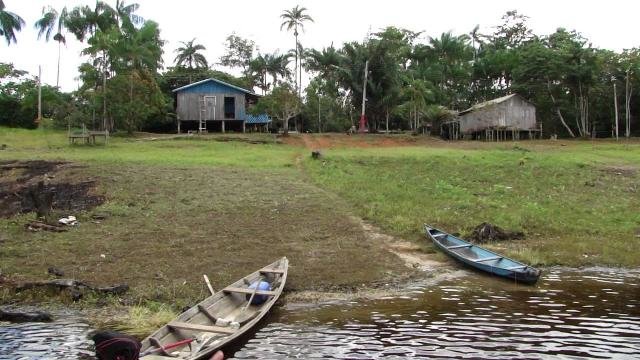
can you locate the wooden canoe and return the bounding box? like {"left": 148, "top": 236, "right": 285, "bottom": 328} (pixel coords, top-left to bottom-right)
{"left": 424, "top": 225, "right": 541, "bottom": 284}
{"left": 140, "top": 257, "right": 288, "bottom": 359}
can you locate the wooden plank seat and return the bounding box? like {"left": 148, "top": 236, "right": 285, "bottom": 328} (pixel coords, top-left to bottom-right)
{"left": 259, "top": 269, "right": 285, "bottom": 274}
{"left": 432, "top": 233, "right": 447, "bottom": 238}
{"left": 448, "top": 244, "right": 473, "bottom": 249}
{"left": 507, "top": 265, "right": 528, "bottom": 270}
{"left": 223, "top": 287, "right": 277, "bottom": 296}
{"left": 168, "top": 321, "right": 235, "bottom": 334}
{"left": 475, "top": 256, "right": 503, "bottom": 263}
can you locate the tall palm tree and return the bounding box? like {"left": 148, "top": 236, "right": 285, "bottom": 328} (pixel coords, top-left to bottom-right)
{"left": 280, "top": 5, "right": 313, "bottom": 96}
{"left": 0, "top": 0, "right": 25, "bottom": 45}
{"left": 65, "top": 1, "right": 116, "bottom": 42}
{"left": 174, "top": 38, "right": 208, "bottom": 69}
{"left": 35, "top": 6, "right": 69, "bottom": 87}
{"left": 114, "top": 0, "right": 143, "bottom": 29}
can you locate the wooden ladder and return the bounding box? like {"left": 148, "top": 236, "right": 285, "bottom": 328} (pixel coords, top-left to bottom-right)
{"left": 199, "top": 97, "right": 207, "bottom": 133}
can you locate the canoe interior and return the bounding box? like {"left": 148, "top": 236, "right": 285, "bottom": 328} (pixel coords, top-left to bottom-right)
{"left": 140, "top": 257, "right": 288, "bottom": 359}
{"left": 428, "top": 229, "right": 526, "bottom": 269}
{"left": 425, "top": 226, "right": 540, "bottom": 285}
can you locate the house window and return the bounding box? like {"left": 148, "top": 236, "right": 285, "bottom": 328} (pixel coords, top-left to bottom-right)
{"left": 224, "top": 97, "right": 235, "bottom": 119}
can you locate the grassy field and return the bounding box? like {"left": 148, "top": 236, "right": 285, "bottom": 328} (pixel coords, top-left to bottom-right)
{"left": 303, "top": 139, "right": 640, "bottom": 267}
{"left": 0, "top": 128, "right": 410, "bottom": 311}
{"left": 1, "top": 128, "right": 639, "bottom": 314}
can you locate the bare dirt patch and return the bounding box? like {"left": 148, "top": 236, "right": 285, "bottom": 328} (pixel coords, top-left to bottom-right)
{"left": 600, "top": 165, "right": 638, "bottom": 177}
{"left": 0, "top": 160, "right": 104, "bottom": 218}
{"left": 286, "top": 133, "right": 446, "bottom": 149}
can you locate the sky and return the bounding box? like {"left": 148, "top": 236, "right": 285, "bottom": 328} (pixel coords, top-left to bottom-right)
{"left": 1, "top": 0, "right": 639, "bottom": 92}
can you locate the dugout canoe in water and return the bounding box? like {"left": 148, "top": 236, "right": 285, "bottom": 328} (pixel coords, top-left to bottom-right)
{"left": 140, "top": 257, "right": 288, "bottom": 359}
{"left": 424, "top": 225, "right": 541, "bottom": 284}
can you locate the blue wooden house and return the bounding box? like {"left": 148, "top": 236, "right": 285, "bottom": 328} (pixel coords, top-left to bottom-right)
{"left": 173, "top": 78, "right": 271, "bottom": 133}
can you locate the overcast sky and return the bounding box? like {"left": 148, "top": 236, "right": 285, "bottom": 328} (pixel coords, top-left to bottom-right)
{"left": 1, "top": 0, "right": 638, "bottom": 92}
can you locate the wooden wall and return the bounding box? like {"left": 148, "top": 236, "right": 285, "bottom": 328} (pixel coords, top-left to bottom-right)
{"left": 177, "top": 93, "right": 246, "bottom": 121}
{"left": 175, "top": 80, "right": 248, "bottom": 122}
{"left": 459, "top": 96, "right": 536, "bottom": 134}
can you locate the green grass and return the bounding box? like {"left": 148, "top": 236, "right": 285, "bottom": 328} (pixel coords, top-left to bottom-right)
{"left": 0, "top": 127, "right": 298, "bottom": 168}
{"left": 303, "top": 140, "right": 640, "bottom": 267}
{"left": 0, "top": 128, "right": 409, "bottom": 310}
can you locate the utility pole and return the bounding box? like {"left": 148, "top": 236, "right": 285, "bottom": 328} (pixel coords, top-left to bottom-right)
{"left": 318, "top": 94, "right": 321, "bottom": 133}
{"left": 613, "top": 79, "right": 619, "bottom": 140}
{"left": 358, "top": 60, "right": 369, "bottom": 133}
{"left": 37, "top": 66, "right": 42, "bottom": 124}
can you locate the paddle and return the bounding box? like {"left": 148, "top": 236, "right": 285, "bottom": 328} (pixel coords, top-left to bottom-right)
{"left": 139, "top": 338, "right": 194, "bottom": 357}
{"left": 203, "top": 274, "right": 215, "bottom": 296}
{"left": 242, "top": 276, "right": 264, "bottom": 311}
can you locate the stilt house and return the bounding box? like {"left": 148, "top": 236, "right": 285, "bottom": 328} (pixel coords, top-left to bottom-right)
{"left": 173, "top": 78, "right": 270, "bottom": 133}
{"left": 451, "top": 94, "right": 541, "bottom": 140}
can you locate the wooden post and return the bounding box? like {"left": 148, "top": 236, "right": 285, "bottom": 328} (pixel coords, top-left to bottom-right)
{"left": 222, "top": 121, "right": 225, "bottom": 133}
{"left": 613, "top": 80, "right": 619, "bottom": 140}
{"left": 242, "top": 121, "right": 245, "bottom": 133}
{"left": 37, "top": 66, "right": 42, "bottom": 124}
{"left": 177, "top": 120, "right": 181, "bottom": 134}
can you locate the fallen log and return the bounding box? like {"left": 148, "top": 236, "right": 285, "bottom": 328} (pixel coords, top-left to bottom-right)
{"left": 24, "top": 220, "right": 68, "bottom": 232}
{"left": 15, "top": 279, "right": 129, "bottom": 300}
{"left": 0, "top": 308, "right": 53, "bottom": 323}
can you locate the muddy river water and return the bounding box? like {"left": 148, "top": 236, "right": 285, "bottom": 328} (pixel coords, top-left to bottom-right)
{"left": 1, "top": 268, "right": 639, "bottom": 359}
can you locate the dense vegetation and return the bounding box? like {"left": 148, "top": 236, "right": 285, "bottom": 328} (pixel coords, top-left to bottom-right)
{"left": 1, "top": 2, "right": 638, "bottom": 138}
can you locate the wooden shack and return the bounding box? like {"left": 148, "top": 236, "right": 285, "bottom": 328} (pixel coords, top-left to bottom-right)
{"left": 173, "top": 78, "right": 260, "bottom": 133}
{"left": 455, "top": 94, "right": 541, "bottom": 140}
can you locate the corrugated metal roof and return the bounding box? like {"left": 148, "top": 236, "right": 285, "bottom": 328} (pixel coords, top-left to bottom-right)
{"left": 459, "top": 94, "right": 520, "bottom": 115}
{"left": 246, "top": 114, "right": 271, "bottom": 124}
{"left": 172, "top": 77, "right": 258, "bottom": 95}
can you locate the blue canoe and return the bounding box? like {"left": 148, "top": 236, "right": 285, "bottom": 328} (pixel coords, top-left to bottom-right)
{"left": 424, "top": 224, "right": 541, "bottom": 284}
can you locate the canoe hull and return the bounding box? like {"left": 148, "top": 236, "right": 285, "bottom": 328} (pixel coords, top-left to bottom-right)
{"left": 425, "top": 225, "right": 540, "bottom": 284}
{"left": 140, "top": 257, "right": 288, "bottom": 359}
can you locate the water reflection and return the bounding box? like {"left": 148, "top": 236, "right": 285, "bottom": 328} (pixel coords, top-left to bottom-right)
{"left": 0, "top": 312, "right": 93, "bottom": 359}
{"left": 233, "top": 269, "right": 640, "bottom": 359}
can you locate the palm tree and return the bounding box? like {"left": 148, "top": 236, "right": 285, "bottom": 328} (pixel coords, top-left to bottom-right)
{"left": 249, "top": 53, "right": 268, "bottom": 94}
{"left": 114, "top": 0, "right": 143, "bottom": 29}
{"left": 174, "top": 38, "right": 208, "bottom": 69}
{"left": 35, "top": 6, "right": 69, "bottom": 87}
{"left": 280, "top": 5, "right": 313, "bottom": 96}
{"left": 265, "top": 52, "right": 291, "bottom": 87}
{"left": 65, "top": 1, "right": 116, "bottom": 42}
{"left": 0, "top": 0, "right": 25, "bottom": 45}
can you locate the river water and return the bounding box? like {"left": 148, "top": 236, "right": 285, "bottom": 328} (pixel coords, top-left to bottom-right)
{"left": 1, "top": 268, "right": 639, "bottom": 359}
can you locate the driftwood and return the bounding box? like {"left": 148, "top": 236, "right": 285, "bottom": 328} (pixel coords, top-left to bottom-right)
{"left": 24, "top": 220, "right": 68, "bottom": 232}
{"left": 469, "top": 222, "right": 524, "bottom": 243}
{"left": 15, "top": 279, "right": 129, "bottom": 300}
{"left": 0, "top": 308, "right": 53, "bottom": 323}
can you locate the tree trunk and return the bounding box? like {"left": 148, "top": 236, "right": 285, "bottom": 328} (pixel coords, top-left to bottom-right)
{"left": 283, "top": 115, "right": 289, "bottom": 136}
{"left": 625, "top": 69, "right": 632, "bottom": 138}
{"left": 102, "top": 52, "right": 108, "bottom": 132}
{"left": 56, "top": 41, "right": 61, "bottom": 88}
{"left": 547, "top": 79, "right": 576, "bottom": 138}
{"left": 385, "top": 109, "right": 389, "bottom": 133}
{"left": 614, "top": 81, "right": 619, "bottom": 140}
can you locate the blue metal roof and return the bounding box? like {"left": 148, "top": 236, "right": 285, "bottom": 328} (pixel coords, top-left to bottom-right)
{"left": 245, "top": 114, "right": 271, "bottom": 124}
{"left": 172, "top": 78, "right": 258, "bottom": 95}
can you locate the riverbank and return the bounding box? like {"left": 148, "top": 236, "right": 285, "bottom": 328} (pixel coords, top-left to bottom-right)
{"left": 1, "top": 128, "right": 639, "bottom": 334}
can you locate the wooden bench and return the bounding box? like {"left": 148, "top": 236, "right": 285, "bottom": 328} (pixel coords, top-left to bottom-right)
{"left": 223, "top": 287, "right": 276, "bottom": 296}
{"left": 168, "top": 321, "right": 235, "bottom": 334}
{"left": 475, "top": 256, "right": 503, "bottom": 263}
